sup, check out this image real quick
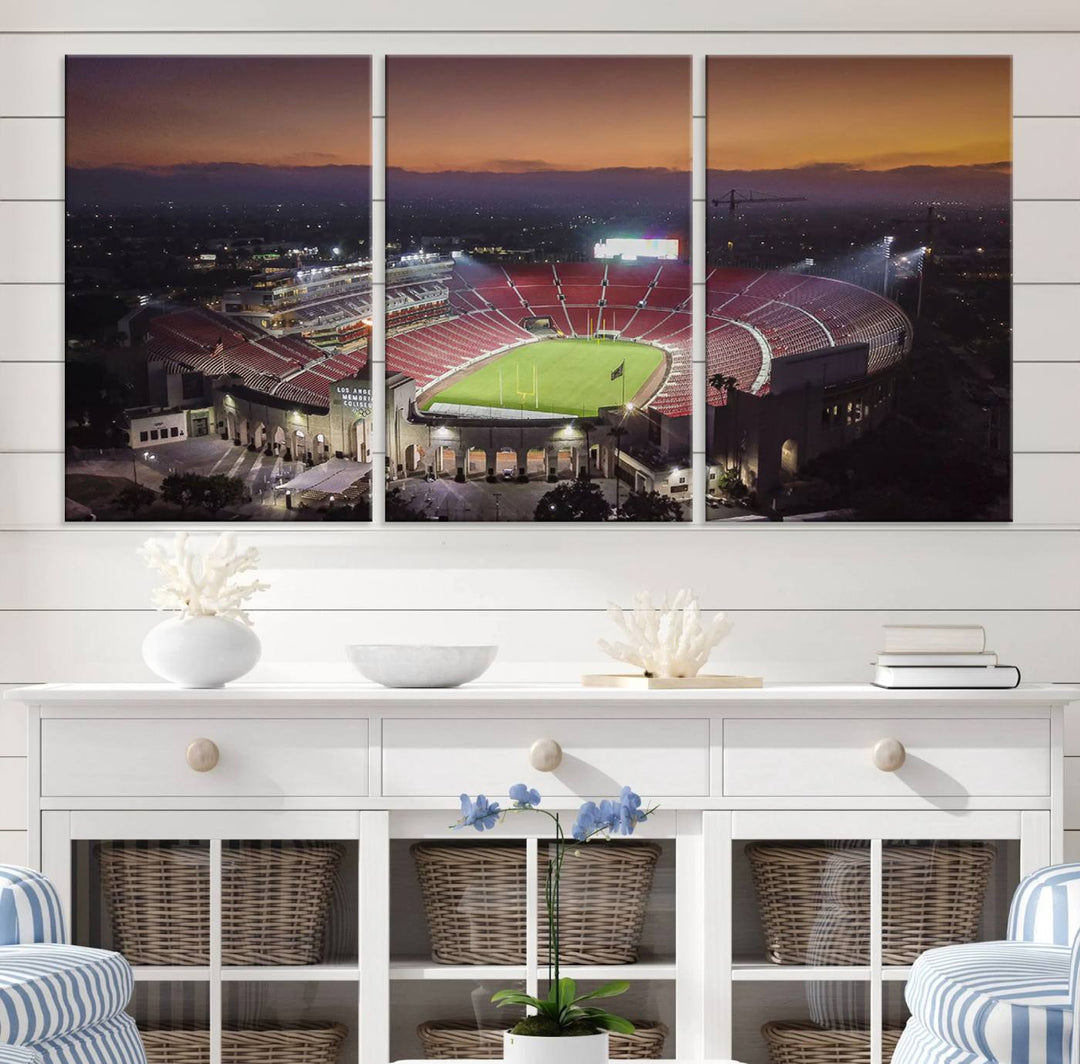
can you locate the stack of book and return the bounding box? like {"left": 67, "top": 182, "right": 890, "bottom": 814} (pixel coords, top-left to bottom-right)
{"left": 873, "top": 625, "right": 1021, "bottom": 689}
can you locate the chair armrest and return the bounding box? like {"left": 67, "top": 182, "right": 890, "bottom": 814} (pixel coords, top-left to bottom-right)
{"left": 0, "top": 865, "right": 66, "bottom": 945}
{"left": 1009, "top": 862, "right": 1080, "bottom": 945}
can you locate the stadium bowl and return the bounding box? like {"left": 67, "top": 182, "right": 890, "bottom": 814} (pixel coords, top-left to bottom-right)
{"left": 346, "top": 644, "right": 498, "bottom": 688}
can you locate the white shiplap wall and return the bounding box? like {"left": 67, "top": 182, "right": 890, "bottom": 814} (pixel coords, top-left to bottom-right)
{"left": 2, "top": 1, "right": 1080, "bottom": 867}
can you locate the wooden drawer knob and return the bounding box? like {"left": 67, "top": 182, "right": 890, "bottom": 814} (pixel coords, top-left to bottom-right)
{"left": 529, "top": 738, "right": 563, "bottom": 772}
{"left": 872, "top": 738, "right": 906, "bottom": 772}
{"left": 186, "top": 738, "right": 220, "bottom": 772}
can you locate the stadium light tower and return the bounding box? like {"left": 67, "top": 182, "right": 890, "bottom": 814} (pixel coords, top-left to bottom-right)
{"left": 916, "top": 245, "right": 930, "bottom": 319}
{"left": 882, "top": 235, "right": 896, "bottom": 296}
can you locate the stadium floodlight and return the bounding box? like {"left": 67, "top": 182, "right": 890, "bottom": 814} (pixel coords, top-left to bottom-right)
{"left": 882, "top": 235, "right": 896, "bottom": 296}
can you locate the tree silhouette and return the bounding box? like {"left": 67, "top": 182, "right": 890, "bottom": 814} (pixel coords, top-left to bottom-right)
{"left": 112, "top": 483, "right": 156, "bottom": 517}
{"left": 534, "top": 480, "right": 613, "bottom": 522}
{"left": 160, "top": 473, "right": 248, "bottom": 515}
{"left": 617, "top": 490, "right": 684, "bottom": 521}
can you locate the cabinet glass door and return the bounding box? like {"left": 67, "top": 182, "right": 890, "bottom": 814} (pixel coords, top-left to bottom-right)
{"left": 390, "top": 812, "right": 678, "bottom": 1060}
{"left": 70, "top": 819, "right": 362, "bottom": 1064}
{"left": 726, "top": 813, "right": 1040, "bottom": 1064}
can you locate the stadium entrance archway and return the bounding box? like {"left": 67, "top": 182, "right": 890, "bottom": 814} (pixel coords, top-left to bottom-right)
{"left": 314, "top": 433, "right": 329, "bottom": 462}
{"left": 294, "top": 429, "right": 307, "bottom": 462}
{"left": 780, "top": 438, "right": 799, "bottom": 481}
{"left": 273, "top": 426, "right": 286, "bottom": 455}
{"left": 496, "top": 448, "right": 516, "bottom": 474}
{"left": 527, "top": 448, "right": 545, "bottom": 476}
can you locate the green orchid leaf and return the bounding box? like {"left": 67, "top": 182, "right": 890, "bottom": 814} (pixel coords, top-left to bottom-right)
{"left": 573, "top": 980, "right": 630, "bottom": 1003}
{"left": 558, "top": 977, "right": 577, "bottom": 1006}
{"left": 491, "top": 991, "right": 541, "bottom": 1009}
{"left": 576, "top": 1009, "right": 636, "bottom": 1035}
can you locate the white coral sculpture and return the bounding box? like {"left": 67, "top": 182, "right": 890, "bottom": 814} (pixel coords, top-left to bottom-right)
{"left": 598, "top": 589, "right": 734, "bottom": 679}
{"left": 138, "top": 533, "right": 270, "bottom": 626}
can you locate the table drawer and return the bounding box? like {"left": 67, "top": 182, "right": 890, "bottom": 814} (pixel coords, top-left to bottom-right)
{"left": 723, "top": 717, "right": 1049, "bottom": 798}
{"left": 382, "top": 717, "right": 709, "bottom": 797}
{"left": 42, "top": 718, "right": 368, "bottom": 797}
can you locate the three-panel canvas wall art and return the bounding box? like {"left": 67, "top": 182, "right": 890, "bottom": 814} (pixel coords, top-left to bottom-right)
{"left": 64, "top": 55, "right": 1011, "bottom": 522}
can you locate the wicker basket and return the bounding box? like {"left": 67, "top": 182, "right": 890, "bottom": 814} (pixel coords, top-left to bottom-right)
{"left": 98, "top": 841, "right": 345, "bottom": 965}
{"left": 416, "top": 1020, "right": 668, "bottom": 1059}
{"left": 746, "top": 841, "right": 996, "bottom": 965}
{"left": 761, "top": 1022, "right": 902, "bottom": 1064}
{"left": 140, "top": 1025, "right": 348, "bottom": 1064}
{"left": 412, "top": 841, "right": 661, "bottom": 965}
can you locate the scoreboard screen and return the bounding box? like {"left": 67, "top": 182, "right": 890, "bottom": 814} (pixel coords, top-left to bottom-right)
{"left": 592, "top": 237, "right": 680, "bottom": 262}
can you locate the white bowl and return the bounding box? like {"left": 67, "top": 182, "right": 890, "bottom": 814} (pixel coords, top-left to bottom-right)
{"left": 346, "top": 644, "right": 498, "bottom": 688}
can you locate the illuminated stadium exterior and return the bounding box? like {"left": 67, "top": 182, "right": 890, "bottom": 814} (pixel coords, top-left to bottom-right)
{"left": 131, "top": 255, "right": 912, "bottom": 507}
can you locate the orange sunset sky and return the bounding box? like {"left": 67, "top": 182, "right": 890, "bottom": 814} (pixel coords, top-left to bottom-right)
{"left": 67, "top": 57, "right": 371, "bottom": 169}
{"left": 67, "top": 55, "right": 1010, "bottom": 175}
{"left": 707, "top": 56, "right": 1011, "bottom": 172}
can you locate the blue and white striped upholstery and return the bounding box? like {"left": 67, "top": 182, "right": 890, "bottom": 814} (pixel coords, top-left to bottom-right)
{"left": 0, "top": 865, "right": 145, "bottom": 1063}
{"left": 0, "top": 944, "right": 134, "bottom": 1046}
{"left": 894, "top": 862, "right": 1080, "bottom": 1064}
{"left": 1010, "top": 863, "right": 1080, "bottom": 945}
{"left": 0, "top": 1046, "right": 42, "bottom": 1064}
{"left": 27, "top": 1014, "right": 145, "bottom": 1064}
{"left": 905, "top": 940, "right": 1072, "bottom": 1063}
{"left": 892, "top": 1018, "right": 993, "bottom": 1064}
{"left": 0, "top": 869, "right": 64, "bottom": 948}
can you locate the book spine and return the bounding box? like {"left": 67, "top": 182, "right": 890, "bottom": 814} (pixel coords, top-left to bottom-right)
{"left": 875, "top": 653, "right": 999, "bottom": 667}
{"left": 873, "top": 665, "right": 1020, "bottom": 689}
{"left": 882, "top": 627, "right": 987, "bottom": 654}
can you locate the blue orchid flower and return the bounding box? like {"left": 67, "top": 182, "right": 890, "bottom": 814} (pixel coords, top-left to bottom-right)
{"left": 615, "top": 786, "right": 647, "bottom": 834}
{"left": 509, "top": 783, "right": 541, "bottom": 808}
{"left": 572, "top": 801, "right": 600, "bottom": 841}
{"left": 456, "top": 793, "right": 501, "bottom": 832}
{"left": 572, "top": 788, "right": 648, "bottom": 840}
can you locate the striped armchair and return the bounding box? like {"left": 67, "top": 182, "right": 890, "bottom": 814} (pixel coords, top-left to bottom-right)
{"left": 0, "top": 865, "right": 146, "bottom": 1064}
{"left": 893, "top": 862, "right": 1080, "bottom": 1064}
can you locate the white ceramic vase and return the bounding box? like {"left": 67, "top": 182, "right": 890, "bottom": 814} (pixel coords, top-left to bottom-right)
{"left": 142, "top": 615, "right": 261, "bottom": 688}
{"left": 503, "top": 1031, "right": 608, "bottom": 1064}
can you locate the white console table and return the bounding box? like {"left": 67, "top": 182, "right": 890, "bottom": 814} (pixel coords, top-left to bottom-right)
{"left": 9, "top": 682, "right": 1079, "bottom": 1064}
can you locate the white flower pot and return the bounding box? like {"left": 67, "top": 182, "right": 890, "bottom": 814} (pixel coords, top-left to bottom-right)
{"left": 142, "top": 615, "right": 261, "bottom": 688}
{"left": 503, "top": 1031, "right": 608, "bottom": 1064}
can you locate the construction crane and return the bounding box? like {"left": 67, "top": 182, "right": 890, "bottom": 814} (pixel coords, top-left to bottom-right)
{"left": 711, "top": 189, "right": 807, "bottom": 215}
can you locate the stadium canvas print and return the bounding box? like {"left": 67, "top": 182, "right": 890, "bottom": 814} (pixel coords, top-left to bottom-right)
{"left": 384, "top": 56, "right": 692, "bottom": 521}
{"left": 704, "top": 56, "right": 1012, "bottom": 521}
{"left": 65, "top": 56, "right": 374, "bottom": 521}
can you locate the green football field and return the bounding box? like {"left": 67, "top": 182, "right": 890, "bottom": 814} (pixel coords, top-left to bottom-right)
{"left": 419, "top": 339, "right": 664, "bottom": 417}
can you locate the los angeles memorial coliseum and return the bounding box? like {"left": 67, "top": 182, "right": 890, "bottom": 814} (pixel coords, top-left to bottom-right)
{"left": 131, "top": 249, "right": 912, "bottom": 510}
